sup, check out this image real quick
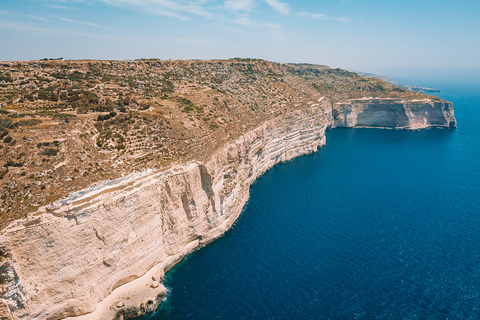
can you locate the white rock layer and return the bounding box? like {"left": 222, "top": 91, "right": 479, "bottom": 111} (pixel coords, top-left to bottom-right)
{"left": 0, "top": 98, "right": 455, "bottom": 320}
{"left": 332, "top": 98, "right": 456, "bottom": 129}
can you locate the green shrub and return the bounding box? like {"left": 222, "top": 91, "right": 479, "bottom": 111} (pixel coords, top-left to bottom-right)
{"left": 41, "top": 148, "right": 59, "bottom": 156}
{"left": 182, "top": 105, "right": 194, "bottom": 112}
{"left": 0, "top": 118, "right": 13, "bottom": 131}
{"left": 4, "top": 160, "right": 23, "bottom": 167}
{"left": 0, "top": 74, "right": 13, "bottom": 82}
{"left": 67, "top": 71, "right": 84, "bottom": 81}
{"left": 97, "top": 114, "right": 112, "bottom": 122}
{"left": 50, "top": 72, "right": 66, "bottom": 79}
{"left": 15, "top": 119, "right": 42, "bottom": 127}
{"left": 0, "top": 169, "right": 8, "bottom": 179}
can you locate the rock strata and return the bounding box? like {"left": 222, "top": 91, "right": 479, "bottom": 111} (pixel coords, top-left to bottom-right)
{"left": 332, "top": 98, "right": 456, "bottom": 129}
{"left": 0, "top": 97, "right": 455, "bottom": 320}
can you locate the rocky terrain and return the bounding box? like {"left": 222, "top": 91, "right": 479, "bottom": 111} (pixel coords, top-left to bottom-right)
{"left": 356, "top": 72, "right": 441, "bottom": 93}
{"left": 0, "top": 59, "right": 456, "bottom": 320}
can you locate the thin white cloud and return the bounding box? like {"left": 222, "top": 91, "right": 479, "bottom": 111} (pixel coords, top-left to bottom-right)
{"left": 0, "top": 19, "right": 213, "bottom": 47}
{"left": 0, "top": 10, "right": 10, "bottom": 15}
{"left": 101, "top": 0, "right": 185, "bottom": 19}
{"left": 232, "top": 15, "right": 255, "bottom": 26}
{"left": 297, "top": 12, "right": 351, "bottom": 23}
{"left": 45, "top": 4, "right": 77, "bottom": 10}
{"left": 28, "top": 15, "right": 54, "bottom": 22}
{"left": 58, "top": 17, "right": 114, "bottom": 29}
{"left": 231, "top": 16, "right": 292, "bottom": 42}
{"left": 224, "top": 0, "right": 256, "bottom": 12}
{"left": 336, "top": 17, "right": 351, "bottom": 23}
{"left": 52, "top": 0, "right": 86, "bottom": 3}
{"left": 52, "top": 0, "right": 291, "bottom": 21}
{"left": 297, "top": 12, "right": 328, "bottom": 20}
{"left": 232, "top": 16, "right": 280, "bottom": 29}
{"left": 0, "top": 20, "right": 125, "bottom": 40}
{"left": 264, "top": 0, "right": 289, "bottom": 15}
{"left": 102, "top": 0, "right": 212, "bottom": 19}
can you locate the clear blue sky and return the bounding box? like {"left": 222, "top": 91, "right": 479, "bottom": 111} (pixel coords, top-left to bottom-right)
{"left": 1, "top": 0, "right": 479, "bottom": 72}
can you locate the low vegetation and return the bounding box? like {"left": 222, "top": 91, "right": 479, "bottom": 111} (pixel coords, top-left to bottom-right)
{"left": 0, "top": 58, "right": 437, "bottom": 228}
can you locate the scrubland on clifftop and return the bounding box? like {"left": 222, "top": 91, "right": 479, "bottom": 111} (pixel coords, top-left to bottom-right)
{"left": 0, "top": 58, "right": 442, "bottom": 228}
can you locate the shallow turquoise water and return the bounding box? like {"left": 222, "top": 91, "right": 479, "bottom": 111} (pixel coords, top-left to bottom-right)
{"left": 141, "top": 71, "right": 480, "bottom": 319}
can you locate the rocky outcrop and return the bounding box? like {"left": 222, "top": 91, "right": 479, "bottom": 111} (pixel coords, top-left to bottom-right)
{"left": 332, "top": 98, "right": 456, "bottom": 129}
{"left": 0, "top": 98, "right": 455, "bottom": 320}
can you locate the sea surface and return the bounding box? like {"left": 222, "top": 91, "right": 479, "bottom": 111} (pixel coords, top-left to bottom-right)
{"left": 141, "top": 70, "right": 480, "bottom": 319}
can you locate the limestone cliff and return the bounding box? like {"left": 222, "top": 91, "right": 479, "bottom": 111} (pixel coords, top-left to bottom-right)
{"left": 0, "top": 98, "right": 455, "bottom": 320}
{"left": 332, "top": 98, "right": 456, "bottom": 129}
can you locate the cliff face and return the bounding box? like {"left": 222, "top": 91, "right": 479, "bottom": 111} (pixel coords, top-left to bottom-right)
{"left": 0, "top": 98, "right": 455, "bottom": 320}
{"left": 332, "top": 98, "right": 456, "bottom": 129}
{"left": 0, "top": 101, "right": 330, "bottom": 320}
{"left": 0, "top": 59, "right": 454, "bottom": 234}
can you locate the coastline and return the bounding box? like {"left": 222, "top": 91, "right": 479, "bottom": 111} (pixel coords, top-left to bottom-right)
{"left": 0, "top": 98, "right": 456, "bottom": 320}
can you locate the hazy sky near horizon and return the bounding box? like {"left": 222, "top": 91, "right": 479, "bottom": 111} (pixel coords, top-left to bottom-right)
{"left": 1, "top": 0, "right": 479, "bottom": 72}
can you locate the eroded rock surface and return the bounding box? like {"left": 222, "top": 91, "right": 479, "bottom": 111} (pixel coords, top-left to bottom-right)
{"left": 0, "top": 96, "right": 455, "bottom": 320}
{"left": 0, "top": 101, "right": 331, "bottom": 320}
{"left": 333, "top": 98, "right": 456, "bottom": 129}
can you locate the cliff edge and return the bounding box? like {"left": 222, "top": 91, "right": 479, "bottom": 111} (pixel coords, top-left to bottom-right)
{"left": 332, "top": 98, "right": 456, "bottom": 129}
{"left": 0, "top": 60, "right": 456, "bottom": 320}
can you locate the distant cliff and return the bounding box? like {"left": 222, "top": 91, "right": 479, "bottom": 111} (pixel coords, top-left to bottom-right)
{"left": 332, "top": 98, "right": 456, "bottom": 129}
{"left": 0, "top": 96, "right": 455, "bottom": 320}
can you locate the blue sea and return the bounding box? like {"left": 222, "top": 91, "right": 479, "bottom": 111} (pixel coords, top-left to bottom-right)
{"left": 142, "top": 69, "right": 480, "bottom": 320}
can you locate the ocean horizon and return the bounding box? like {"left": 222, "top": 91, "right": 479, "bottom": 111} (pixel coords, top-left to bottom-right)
{"left": 140, "top": 69, "right": 480, "bottom": 320}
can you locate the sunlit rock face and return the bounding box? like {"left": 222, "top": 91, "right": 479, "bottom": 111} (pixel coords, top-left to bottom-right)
{"left": 333, "top": 98, "right": 456, "bottom": 129}
{"left": 0, "top": 97, "right": 456, "bottom": 320}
